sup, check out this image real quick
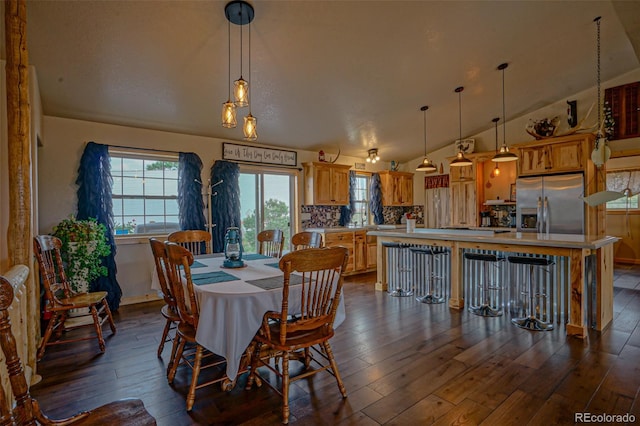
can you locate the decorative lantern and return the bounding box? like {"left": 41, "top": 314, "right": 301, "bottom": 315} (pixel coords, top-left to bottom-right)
{"left": 223, "top": 227, "right": 244, "bottom": 268}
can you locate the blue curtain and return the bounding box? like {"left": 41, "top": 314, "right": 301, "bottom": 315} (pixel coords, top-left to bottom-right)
{"left": 369, "top": 173, "right": 384, "bottom": 225}
{"left": 76, "top": 142, "right": 122, "bottom": 311}
{"left": 339, "top": 170, "right": 356, "bottom": 226}
{"left": 210, "top": 160, "right": 241, "bottom": 253}
{"left": 178, "top": 152, "right": 206, "bottom": 231}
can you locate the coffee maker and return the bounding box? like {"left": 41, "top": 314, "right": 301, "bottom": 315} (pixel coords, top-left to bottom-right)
{"left": 480, "top": 211, "right": 491, "bottom": 227}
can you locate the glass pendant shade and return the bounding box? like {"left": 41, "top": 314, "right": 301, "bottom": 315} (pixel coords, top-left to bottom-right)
{"left": 234, "top": 77, "right": 249, "bottom": 107}
{"left": 493, "top": 164, "right": 501, "bottom": 176}
{"left": 222, "top": 99, "right": 237, "bottom": 128}
{"left": 243, "top": 113, "right": 257, "bottom": 141}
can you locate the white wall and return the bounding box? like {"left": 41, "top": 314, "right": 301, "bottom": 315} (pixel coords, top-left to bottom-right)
{"left": 38, "top": 116, "right": 389, "bottom": 302}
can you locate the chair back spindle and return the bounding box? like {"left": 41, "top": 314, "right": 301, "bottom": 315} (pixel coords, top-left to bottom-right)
{"left": 165, "top": 243, "right": 199, "bottom": 330}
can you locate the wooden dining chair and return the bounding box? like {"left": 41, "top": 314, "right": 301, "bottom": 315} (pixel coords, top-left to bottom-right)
{"left": 33, "top": 235, "right": 117, "bottom": 361}
{"left": 164, "top": 242, "right": 249, "bottom": 410}
{"left": 167, "top": 229, "right": 212, "bottom": 255}
{"left": 247, "top": 247, "right": 349, "bottom": 424}
{"left": 0, "top": 274, "right": 157, "bottom": 425}
{"left": 149, "top": 238, "right": 180, "bottom": 358}
{"left": 257, "top": 229, "right": 284, "bottom": 258}
{"left": 291, "top": 231, "right": 323, "bottom": 250}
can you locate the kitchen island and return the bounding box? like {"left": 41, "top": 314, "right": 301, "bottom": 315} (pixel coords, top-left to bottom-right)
{"left": 367, "top": 228, "right": 618, "bottom": 338}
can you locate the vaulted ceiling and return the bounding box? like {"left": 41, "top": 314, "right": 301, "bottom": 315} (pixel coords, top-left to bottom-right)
{"left": 14, "top": 1, "right": 640, "bottom": 162}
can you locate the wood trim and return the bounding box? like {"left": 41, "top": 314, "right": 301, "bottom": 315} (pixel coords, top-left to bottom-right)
{"left": 610, "top": 149, "right": 640, "bottom": 158}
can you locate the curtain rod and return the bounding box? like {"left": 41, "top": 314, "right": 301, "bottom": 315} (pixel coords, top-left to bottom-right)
{"left": 105, "top": 144, "right": 181, "bottom": 155}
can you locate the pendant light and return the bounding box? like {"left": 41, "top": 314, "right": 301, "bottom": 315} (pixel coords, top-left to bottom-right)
{"left": 221, "top": 16, "right": 237, "bottom": 128}
{"left": 450, "top": 87, "right": 473, "bottom": 167}
{"left": 591, "top": 16, "right": 610, "bottom": 167}
{"left": 243, "top": 15, "right": 257, "bottom": 140}
{"left": 416, "top": 106, "right": 437, "bottom": 172}
{"left": 492, "top": 63, "right": 518, "bottom": 162}
{"left": 492, "top": 117, "right": 501, "bottom": 176}
{"left": 228, "top": 1, "right": 253, "bottom": 108}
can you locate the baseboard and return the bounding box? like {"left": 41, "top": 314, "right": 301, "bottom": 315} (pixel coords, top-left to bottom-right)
{"left": 120, "top": 293, "right": 162, "bottom": 306}
{"left": 615, "top": 258, "right": 640, "bottom": 265}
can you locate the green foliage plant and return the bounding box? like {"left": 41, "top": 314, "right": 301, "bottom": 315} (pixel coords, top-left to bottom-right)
{"left": 51, "top": 216, "right": 111, "bottom": 293}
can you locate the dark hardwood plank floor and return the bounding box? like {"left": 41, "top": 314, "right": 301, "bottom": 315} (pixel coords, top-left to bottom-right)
{"left": 30, "top": 265, "right": 640, "bottom": 425}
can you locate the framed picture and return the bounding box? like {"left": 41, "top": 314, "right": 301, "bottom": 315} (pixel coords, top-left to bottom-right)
{"left": 510, "top": 183, "right": 516, "bottom": 201}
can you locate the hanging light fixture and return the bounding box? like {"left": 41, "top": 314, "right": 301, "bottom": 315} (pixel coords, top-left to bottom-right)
{"left": 492, "top": 117, "right": 501, "bottom": 176}
{"left": 450, "top": 86, "right": 473, "bottom": 167}
{"left": 492, "top": 63, "right": 518, "bottom": 162}
{"left": 591, "top": 16, "right": 610, "bottom": 167}
{"left": 243, "top": 13, "right": 257, "bottom": 140}
{"left": 416, "top": 106, "right": 437, "bottom": 173}
{"left": 366, "top": 148, "right": 380, "bottom": 163}
{"left": 221, "top": 15, "right": 237, "bottom": 128}
{"left": 226, "top": 1, "right": 253, "bottom": 108}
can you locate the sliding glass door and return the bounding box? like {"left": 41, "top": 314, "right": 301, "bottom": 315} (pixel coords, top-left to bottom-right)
{"left": 239, "top": 171, "right": 295, "bottom": 253}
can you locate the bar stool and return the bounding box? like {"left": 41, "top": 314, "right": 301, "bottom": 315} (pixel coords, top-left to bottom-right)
{"left": 463, "top": 252, "right": 505, "bottom": 317}
{"left": 411, "top": 246, "right": 449, "bottom": 304}
{"left": 383, "top": 242, "right": 413, "bottom": 297}
{"left": 508, "top": 256, "right": 555, "bottom": 331}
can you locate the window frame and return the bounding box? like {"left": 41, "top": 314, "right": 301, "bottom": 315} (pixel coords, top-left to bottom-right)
{"left": 351, "top": 172, "right": 372, "bottom": 226}
{"left": 109, "top": 148, "right": 180, "bottom": 237}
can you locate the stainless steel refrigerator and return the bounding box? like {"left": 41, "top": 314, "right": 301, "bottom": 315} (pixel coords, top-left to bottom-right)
{"left": 516, "top": 173, "right": 584, "bottom": 234}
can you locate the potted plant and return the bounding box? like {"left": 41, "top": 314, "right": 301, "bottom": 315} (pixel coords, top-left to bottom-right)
{"left": 51, "top": 216, "right": 111, "bottom": 293}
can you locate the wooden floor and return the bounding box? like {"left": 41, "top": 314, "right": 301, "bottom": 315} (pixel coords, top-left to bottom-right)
{"left": 30, "top": 265, "right": 640, "bottom": 425}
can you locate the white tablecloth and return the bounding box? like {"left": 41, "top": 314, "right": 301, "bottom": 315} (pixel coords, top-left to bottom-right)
{"left": 161, "top": 254, "right": 346, "bottom": 381}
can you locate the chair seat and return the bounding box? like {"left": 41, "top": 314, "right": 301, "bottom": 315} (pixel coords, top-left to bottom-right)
{"left": 71, "top": 398, "right": 156, "bottom": 426}
{"left": 176, "top": 322, "right": 197, "bottom": 342}
{"left": 49, "top": 291, "right": 108, "bottom": 311}
{"left": 507, "top": 256, "right": 554, "bottom": 266}
{"left": 161, "top": 304, "right": 180, "bottom": 321}
{"left": 256, "top": 322, "right": 334, "bottom": 351}
{"left": 464, "top": 253, "right": 503, "bottom": 262}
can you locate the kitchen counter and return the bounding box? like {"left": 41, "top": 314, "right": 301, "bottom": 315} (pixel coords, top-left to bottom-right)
{"left": 306, "top": 224, "right": 412, "bottom": 233}
{"left": 370, "top": 228, "right": 618, "bottom": 338}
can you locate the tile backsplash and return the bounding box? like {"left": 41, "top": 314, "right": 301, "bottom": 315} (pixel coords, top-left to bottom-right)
{"left": 301, "top": 205, "right": 424, "bottom": 229}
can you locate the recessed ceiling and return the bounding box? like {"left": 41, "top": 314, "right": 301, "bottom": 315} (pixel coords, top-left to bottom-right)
{"left": 18, "top": 1, "right": 640, "bottom": 162}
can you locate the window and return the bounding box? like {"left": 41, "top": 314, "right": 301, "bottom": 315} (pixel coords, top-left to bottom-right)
{"left": 110, "top": 150, "right": 180, "bottom": 235}
{"left": 606, "top": 168, "right": 640, "bottom": 211}
{"left": 351, "top": 173, "right": 370, "bottom": 226}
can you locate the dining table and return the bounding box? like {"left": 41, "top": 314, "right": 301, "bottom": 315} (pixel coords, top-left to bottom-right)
{"left": 152, "top": 252, "right": 347, "bottom": 382}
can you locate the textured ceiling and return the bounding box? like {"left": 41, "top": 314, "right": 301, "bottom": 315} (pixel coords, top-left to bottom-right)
{"left": 19, "top": 1, "right": 640, "bottom": 162}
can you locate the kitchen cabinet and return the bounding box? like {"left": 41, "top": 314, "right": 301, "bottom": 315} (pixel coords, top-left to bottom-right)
{"left": 303, "top": 162, "right": 351, "bottom": 205}
{"left": 518, "top": 139, "right": 583, "bottom": 176}
{"left": 448, "top": 156, "right": 484, "bottom": 228}
{"left": 323, "top": 231, "right": 354, "bottom": 273}
{"left": 320, "top": 229, "right": 376, "bottom": 275}
{"left": 378, "top": 171, "right": 414, "bottom": 206}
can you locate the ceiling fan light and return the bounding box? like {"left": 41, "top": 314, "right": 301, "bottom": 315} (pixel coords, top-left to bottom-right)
{"left": 222, "top": 100, "right": 237, "bottom": 128}
{"left": 243, "top": 112, "right": 257, "bottom": 140}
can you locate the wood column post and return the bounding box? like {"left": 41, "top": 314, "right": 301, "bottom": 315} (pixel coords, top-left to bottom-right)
{"left": 5, "top": 0, "right": 31, "bottom": 267}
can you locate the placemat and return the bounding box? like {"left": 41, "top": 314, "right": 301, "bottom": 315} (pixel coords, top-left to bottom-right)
{"left": 265, "top": 262, "right": 280, "bottom": 269}
{"left": 191, "top": 260, "right": 207, "bottom": 268}
{"left": 246, "top": 274, "right": 303, "bottom": 290}
{"left": 243, "top": 253, "right": 273, "bottom": 261}
{"left": 191, "top": 271, "right": 240, "bottom": 286}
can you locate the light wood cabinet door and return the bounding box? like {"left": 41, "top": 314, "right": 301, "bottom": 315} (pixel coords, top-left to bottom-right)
{"left": 354, "top": 231, "right": 367, "bottom": 272}
{"left": 366, "top": 243, "right": 377, "bottom": 269}
{"left": 324, "top": 231, "right": 354, "bottom": 273}
{"left": 449, "top": 163, "right": 476, "bottom": 181}
{"left": 450, "top": 181, "right": 477, "bottom": 227}
{"left": 548, "top": 140, "right": 583, "bottom": 173}
{"left": 379, "top": 171, "right": 414, "bottom": 206}
{"left": 519, "top": 145, "right": 551, "bottom": 175}
{"left": 303, "top": 162, "right": 351, "bottom": 205}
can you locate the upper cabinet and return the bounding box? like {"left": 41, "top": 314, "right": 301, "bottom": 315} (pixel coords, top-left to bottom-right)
{"left": 448, "top": 155, "right": 486, "bottom": 228}
{"left": 515, "top": 134, "right": 590, "bottom": 177}
{"left": 303, "top": 162, "right": 351, "bottom": 205}
{"left": 378, "top": 171, "right": 414, "bottom": 206}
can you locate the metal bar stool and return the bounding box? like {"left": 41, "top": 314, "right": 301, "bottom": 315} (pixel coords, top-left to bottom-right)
{"left": 411, "top": 246, "right": 449, "bottom": 304}
{"left": 383, "top": 242, "right": 414, "bottom": 297}
{"left": 463, "top": 252, "right": 505, "bottom": 317}
{"left": 508, "top": 255, "right": 555, "bottom": 331}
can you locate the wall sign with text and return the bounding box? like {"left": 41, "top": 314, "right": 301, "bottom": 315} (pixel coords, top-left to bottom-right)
{"left": 222, "top": 143, "right": 297, "bottom": 167}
